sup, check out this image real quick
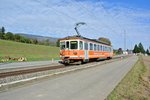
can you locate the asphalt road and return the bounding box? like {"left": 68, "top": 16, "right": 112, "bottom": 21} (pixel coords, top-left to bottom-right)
{"left": 0, "top": 56, "right": 138, "bottom": 100}
{"left": 0, "top": 60, "right": 60, "bottom": 70}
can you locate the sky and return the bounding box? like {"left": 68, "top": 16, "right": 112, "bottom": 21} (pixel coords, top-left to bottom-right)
{"left": 0, "top": 0, "right": 150, "bottom": 50}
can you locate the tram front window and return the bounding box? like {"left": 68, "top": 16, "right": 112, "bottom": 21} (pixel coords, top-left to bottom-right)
{"left": 60, "top": 42, "right": 65, "bottom": 50}
{"left": 70, "top": 41, "right": 78, "bottom": 49}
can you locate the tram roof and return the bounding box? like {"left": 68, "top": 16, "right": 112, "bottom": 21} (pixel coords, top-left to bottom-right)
{"left": 59, "top": 35, "right": 111, "bottom": 46}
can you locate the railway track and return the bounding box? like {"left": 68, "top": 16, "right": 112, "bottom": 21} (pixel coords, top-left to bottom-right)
{"left": 0, "top": 55, "right": 129, "bottom": 79}
{"left": 0, "top": 65, "right": 65, "bottom": 78}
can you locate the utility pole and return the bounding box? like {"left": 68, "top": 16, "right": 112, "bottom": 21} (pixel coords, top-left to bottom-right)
{"left": 124, "top": 30, "right": 126, "bottom": 51}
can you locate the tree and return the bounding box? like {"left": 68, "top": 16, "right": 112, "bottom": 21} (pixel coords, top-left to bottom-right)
{"left": 14, "top": 34, "right": 21, "bottom": 42}
{"left": 44, "top": 39, "right": 50, "bottom": 45}
{"left": 25, "top": 38, "right": 32, "bottom": 43}
{"left": 56, "top": 40, "right": 60, "bottom": 47}
{"left": 20, "top": 36, "right": 31, "bottom": 43}
{"left": 1, "top": 27, "right": 5, "bottom": 33}
{"left": 0, "top": 27, "right": 5, "bottom": 39}
{"left": 0, "top": 32, "right": 5, "bottom": 39}
{"left": 4, "top": 32, "right": 14, "bottom": 40}
{"left": 133, "top": 44, "right": 140, "bottom": 53}
{"left": 20, "top": 36, "right": 26, "bottom": 43}
{"left": 117, "top": 48, "right": 123, "bottom": 54}
{"left": 146, "top": 49, "right": 150, "bottom": 55}
{"left": 32, "top": 39, "right": 38, "bottom": 44}
{"left": 138, "top": 43, "right": 145, "bottom": 54}
{"left": 98, "top": 37, "right": 111, "bottom": 45}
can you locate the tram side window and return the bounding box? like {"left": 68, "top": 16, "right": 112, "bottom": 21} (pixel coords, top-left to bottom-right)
{"left": 97, "top": 45, "right": 99, "bottom": 51}
{"left": 100, "top": 45, "right": 102, "bottom": 51}
{"left": 101, "top": 46, "right": 103, "bottom": 51}
{"left": 103, "top": 46, "right": 104, "bottom": 51}
{"left": 104, "top": 46, "right": 106, "bottom": 51}
{"left": 94, "top": 44, "right": 96, "bottom": 51}
{"left": 90, "top": 43, "right": 93, "bottom": 50}
{"left": 70, "top": 41, "right": 78, "bottom": 49}
{"left": 79, "top": 41, "right": 83, "bottom": 50}
{"left": 103, "top": 46, "right": 105, "bottom": 51}
{"left": 105, "top": 47, "right": 107, "bottom": 51}
{"left": 96, "top": 45, "right": 98, "bottom": 51}
{"left": 99, "top": 45, "right": 101, "bottom": 51}
{"left": 60, "top": 42, "right": 65, "bottom": 50}
{"left": 84, "top": 43, "right": 88, "bottom": 50}
{"left": 108, "top": 47, "right": 110, "bottom": 52}
{"left": 110, "top": 47, "right": 112, "bottom": 52}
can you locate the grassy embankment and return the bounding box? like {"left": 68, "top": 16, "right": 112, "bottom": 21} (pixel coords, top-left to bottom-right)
{"left": 0, "top": 39, "right": 59, "bottom": 62}
{"left": 107, "top": 55, "right": 150, "bottom": 100}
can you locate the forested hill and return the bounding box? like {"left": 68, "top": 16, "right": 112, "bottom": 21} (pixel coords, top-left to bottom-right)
{"left": 18, "top": 33, "right": 58, "bottom": 43}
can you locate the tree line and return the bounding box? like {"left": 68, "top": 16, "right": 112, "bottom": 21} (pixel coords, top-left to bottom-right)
{"left": 98, "top": 37, "right": 111, "bottom": 45}
{"left": 0, "top": 26, "right": 54, "bottom": 46}
{"left": 133, "top": 43, "right": 150, "bottom": 55}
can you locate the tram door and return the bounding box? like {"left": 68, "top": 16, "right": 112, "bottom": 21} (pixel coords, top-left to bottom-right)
{"left": 84, "top": 42, "right": 89, "bottom": 60}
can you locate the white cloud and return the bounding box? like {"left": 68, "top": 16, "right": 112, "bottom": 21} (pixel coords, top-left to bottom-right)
{"left": 0, "top": 0, "right": 149, "bottom": 49}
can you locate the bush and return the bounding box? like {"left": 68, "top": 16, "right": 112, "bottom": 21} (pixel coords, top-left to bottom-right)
{"left": 14, "top": 34, "right": 21, "bottom": 42}
{"left": 98, "top": 37, "right": 111, "bottom": 45}
{"left": 4, "top": 32, "right": 14, "bottom": 40}
{"left": 20, "top": 37, "right": 31, "bottom": 43}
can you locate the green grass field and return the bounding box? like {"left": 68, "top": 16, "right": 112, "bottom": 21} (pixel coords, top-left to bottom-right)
{"left": 0, "top": 39, "right": 60, "bottom": 62}
{"left": 107, "top": 56, "right": 148, "bottom": 100}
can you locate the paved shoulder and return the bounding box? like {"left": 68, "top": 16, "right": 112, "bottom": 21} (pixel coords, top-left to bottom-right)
{"left": 0, "top": 60, "right": 60, "bottom": 70}
{"left": 0, "top": 56, "right": 138, "bottom": 100}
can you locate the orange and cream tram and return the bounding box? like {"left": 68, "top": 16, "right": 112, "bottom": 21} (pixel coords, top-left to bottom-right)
{"left": 59, "top": 35, "right": 113, "bottom": 65}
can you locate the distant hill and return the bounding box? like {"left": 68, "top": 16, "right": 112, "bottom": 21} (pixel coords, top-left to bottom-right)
{"left": 17, "top": 33, "right": 59, "bottom": 44}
